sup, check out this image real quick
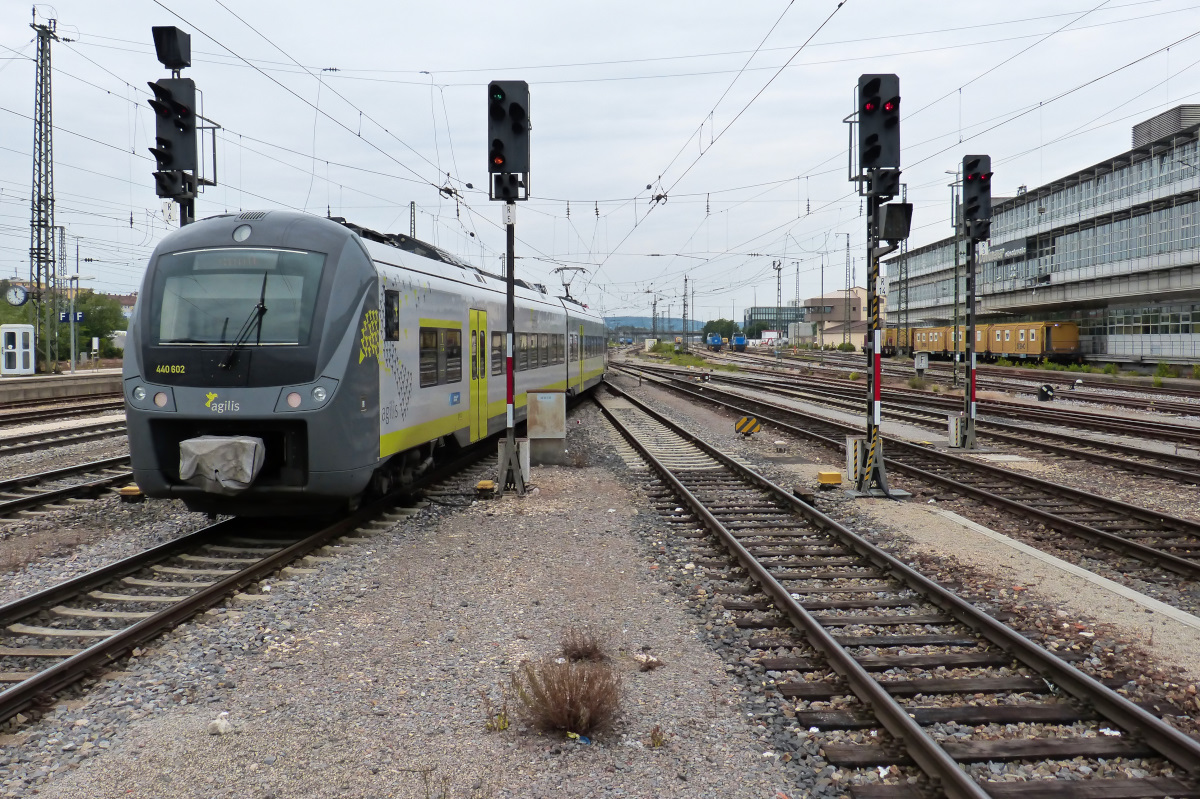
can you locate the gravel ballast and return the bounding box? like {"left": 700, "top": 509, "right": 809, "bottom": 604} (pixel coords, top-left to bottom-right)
{"left": 4, "top": 407, "right": 795, "bottom": 798}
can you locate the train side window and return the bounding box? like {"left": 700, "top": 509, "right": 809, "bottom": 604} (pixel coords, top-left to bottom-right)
{"left": 540, "top": 333, "right": 549, "bottom": 367}
{"left": 569, "top": 333, "right": 579, "bottom": 361}
{"left": 443, "top": 329, "right": 462, "bottom": 383}
{"left": 490, "top": 332, "right": 503, "bottom": 376}
{"left": 1019, "top": 330, "right": 1025, "bottom": 341}
{"left": 995, "top": 331, "right": 1001, "bottom": 342}
{"left": 419, "top": 328, "right": 439, "bottom": 387}
{"left": 1029, "top": 329, "right": 1037, "bottom": 341}
{"left": 384, "top": 291, "right": 400, "bottom": 341}
{"left": 1004, "top": 331, "right": 1011, "bottom": 341}
{"left": 555, "top": 334, "right": 564, "bottom": 364}
{"left": 517, "top": 333, "right": 528, "bottom": 371}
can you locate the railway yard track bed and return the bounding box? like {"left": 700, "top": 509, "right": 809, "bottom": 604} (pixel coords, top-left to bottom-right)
{"left": 0, "top": 406, "right": 794, "bottom": 799}
{"left": 618, "top": 363, "right": 1200, "bottom": 611}
{"left": 3, "top": 392, "right": 1200, "bottom": 797}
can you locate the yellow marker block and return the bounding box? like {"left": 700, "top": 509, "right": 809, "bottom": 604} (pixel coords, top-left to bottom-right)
{"left": 735, "top": 416, "right": 762, "bottom": 435}
{"left": 118, "top": 485, "right": 144, "bottom": 503}
{"left": 817, "top": 471, "right": 843, "bottom": 486}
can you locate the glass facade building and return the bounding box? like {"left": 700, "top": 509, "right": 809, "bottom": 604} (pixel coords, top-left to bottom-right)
{"left": 886, "top": 107, "right": 1200, "bottom": 360}
{"left": 742, "top": 305, "right": 809, "bottom": 332}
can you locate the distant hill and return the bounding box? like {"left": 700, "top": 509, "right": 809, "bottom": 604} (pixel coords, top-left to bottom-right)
{"left": 605, "top": 316, "right": 704, "bottom": 332}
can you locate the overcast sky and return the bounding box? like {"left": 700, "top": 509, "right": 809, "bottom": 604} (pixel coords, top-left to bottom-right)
{"left": 1, "top": 0, "right": 1197, "bottom": 321}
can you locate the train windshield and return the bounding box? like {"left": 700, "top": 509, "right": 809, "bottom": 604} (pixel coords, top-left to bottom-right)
{"left": 151, "top": 248, "right": 325, "bottom": 345}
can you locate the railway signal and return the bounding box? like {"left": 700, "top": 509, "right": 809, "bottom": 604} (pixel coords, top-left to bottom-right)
{"left": 147, "top": 78, "right": 197, "bottom": 175}
{"left": 847, "top": 73, "right": 910, "bottom": 497}
{"left": 148, "top": 26, "right": 217, "bottom": 226}
{"left": 963, "top": 154, "right": 993, "bottom": 242}
{"left": 487, "top": 80, "right": 530, "bottom": 176}
{"left": 960, "top": 154, "right": 993, "bottom": 450}
{"left": 487, "top": 79, "right": 532, "bottom": 496}
{"left": 858, "top": 74, "right": 899, "bottom": 171}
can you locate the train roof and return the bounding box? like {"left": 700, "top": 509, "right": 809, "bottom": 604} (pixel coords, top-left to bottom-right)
{"left": 177, "top": 211, "right": 599, "bottom": 319}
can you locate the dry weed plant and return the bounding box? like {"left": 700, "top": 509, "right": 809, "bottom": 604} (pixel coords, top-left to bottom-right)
{"left": 647, "top": 724, "right": 667, "bottom": 748}
{"left": 560, "top": 625, "right": 608, "bottom": 662}
{"left": 479, "top": 687, "right": 510, "bottom": 732}
{"left": 511, "top": 656, "right": 622, "bottom": 736}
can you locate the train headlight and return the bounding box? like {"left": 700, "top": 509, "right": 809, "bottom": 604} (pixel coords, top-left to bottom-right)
{"left": 132, "top": 386, "right": 146, "bottom": 401}
{"left": 311, "top": 386, "right": 327, "bottom": 403}
{"left": 287, "top": 392, "right": 302, "bottom": 408}
{"left": 232, "top": 224, "right": 252, "bottom": 242}
{"left": 153, "top": 392, "right": 168, "bottom": 408}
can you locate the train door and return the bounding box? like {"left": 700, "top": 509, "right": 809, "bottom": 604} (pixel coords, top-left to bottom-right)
{"left": 469, "top": 309, "right": 488, "bottom": 441}
{"left": 577, "top": 324, "right": 585, "bottom": 393}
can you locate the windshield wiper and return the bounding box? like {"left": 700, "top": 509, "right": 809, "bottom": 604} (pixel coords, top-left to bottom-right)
{"left": 218, "top": 273, "right": 269, "bottom": 370}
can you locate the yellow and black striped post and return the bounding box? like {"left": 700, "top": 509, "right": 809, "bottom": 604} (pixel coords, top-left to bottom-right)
{"left": 858, "top": 169, "right": 891, "bottom": 496}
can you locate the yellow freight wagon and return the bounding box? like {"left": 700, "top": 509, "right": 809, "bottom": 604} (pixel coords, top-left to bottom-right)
{"left": 988, "top": 322, "right": 1079, "bottom": 357}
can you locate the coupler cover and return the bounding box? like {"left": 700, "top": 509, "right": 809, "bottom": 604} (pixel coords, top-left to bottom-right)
{"left": 179, "top": 435, "right": 266, "bottom": 495}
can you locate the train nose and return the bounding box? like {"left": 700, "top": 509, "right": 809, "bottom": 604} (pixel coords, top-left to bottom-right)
{"left": 178, "top": 435, "right": 267, "bottom": 495}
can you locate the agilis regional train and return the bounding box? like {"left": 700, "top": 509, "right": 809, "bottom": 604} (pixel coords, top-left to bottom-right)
{"left": 123, "top": 211, "right": 607, "bottom": 515}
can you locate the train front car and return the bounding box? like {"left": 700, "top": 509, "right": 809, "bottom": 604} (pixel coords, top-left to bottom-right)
{"left": 731, "top": 333, "right": 747, "bottom": 352}
{"left": 124, "top": 211, "right": 379, "bottom": 516}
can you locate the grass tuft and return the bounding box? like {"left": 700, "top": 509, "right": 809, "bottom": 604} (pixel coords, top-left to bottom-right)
{"left": 511, "top": 657, "right": 622, "bottom": 736}
{"left": 907, "top": 376, "right": 927, "bottom": 390}
{"left": 560, "top": 626, "right": 608, "bottom": 662}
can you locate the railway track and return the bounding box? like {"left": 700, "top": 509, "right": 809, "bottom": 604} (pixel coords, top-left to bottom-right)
{"left": 736, "top": 350, "right": 1200, "bottom": 416}
{"left": 596, "top": 382, "right": 1200, "bottom": 798}
{"left": 641, "top": 364, "right": 1200, "bottom": 484}
{"left": 0, "top": 419, "right": 127, "bottom": 457}
{"left": 0, "top": 445, "right": 492, "bottom": 727}
{"left": 0, "top": 393, "right": 122, "bottom": 413}
{"left": 0, "top": 398, "right": 124, "bottom": 428}
{"left": 702, "top": 352, "right": 1200, "bottom": 448}
{"left": 0, "top": 456, "right": 132, "bottom": 518}
{"left": 614, "top": 365, "right": 1200, "bottom": 586}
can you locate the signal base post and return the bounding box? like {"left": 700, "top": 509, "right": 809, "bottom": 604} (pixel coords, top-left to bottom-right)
{"left": 500, "top": 200, "right": 525, "bottom": 496}
{"left": 855, "top": 169, "right": 894, "bottom": 497}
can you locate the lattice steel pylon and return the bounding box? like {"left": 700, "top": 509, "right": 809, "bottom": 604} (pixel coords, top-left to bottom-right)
{"left": 29, "top": 11, "right": 59, "bottom": 373}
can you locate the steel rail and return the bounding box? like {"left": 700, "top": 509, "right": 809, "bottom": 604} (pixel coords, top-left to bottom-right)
{"left": 732, "top": 350, "right": 1200, "bottom": 416}
{"left": 663, "top": 365, "right": 1200, "bottom": 483}
{"left": 0, "top": 456, "right": 132, "bottom": 517}
{"left": 596, "top": 390, "right": 988, "bottom": 798}
{"left": 0, "top": 400, "right": 124, "bottom": 427}
{"left": 616, "top": 365, "right": 1200, "bottom": 580}
{"left": 600, "top": 379, "right": 1200, "bottom": 776}
{"left": 0, "top": 393, "right": 123, "bottom": 413}
{"left": 0, "top": 420, "right": 126, "bottom": 457}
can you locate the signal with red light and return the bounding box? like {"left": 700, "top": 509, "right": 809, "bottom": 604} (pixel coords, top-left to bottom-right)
{"left": 486, "top": 80, "right": 530, "bottom": 176}
{"left": 858, "top": 74, "right": 899, "bottom": 171}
